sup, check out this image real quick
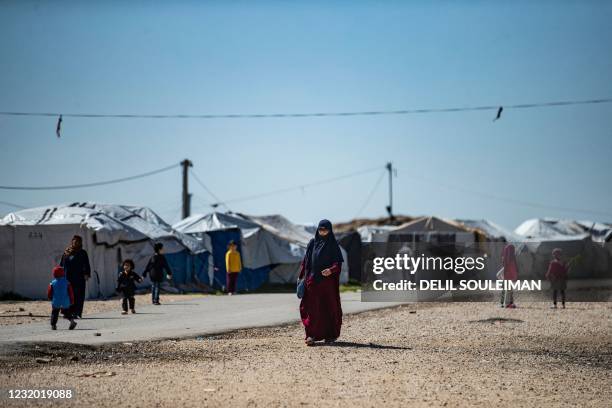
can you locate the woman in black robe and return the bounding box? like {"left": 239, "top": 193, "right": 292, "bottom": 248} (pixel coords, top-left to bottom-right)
{"left": 60, "top": 235, "right": 91, "bottom": 318}
{"left": 299, "top": 219, "right": 344, "bottom": 346}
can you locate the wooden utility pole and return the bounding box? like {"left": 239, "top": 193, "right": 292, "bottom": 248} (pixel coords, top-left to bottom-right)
{"left": 181, "top": 159, "right": 193, "bottom": 219}
{"left": 386, "top": 162, "right": 394, "bottom": 221}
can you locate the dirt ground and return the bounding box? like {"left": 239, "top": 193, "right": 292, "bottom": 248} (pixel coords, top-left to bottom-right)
{"left": 0, "top": 294, "right": 206, "bottom": 326}
{"left": 0, "top": 301, "right": 610, "bottom": 407}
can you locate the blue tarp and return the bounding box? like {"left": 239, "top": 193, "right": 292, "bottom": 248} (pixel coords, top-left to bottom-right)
{"left": 207, "top": 230, "right": 270, "bottom": 291}
{"left": 165, "top": 250, "right": 210, "bottom": 286}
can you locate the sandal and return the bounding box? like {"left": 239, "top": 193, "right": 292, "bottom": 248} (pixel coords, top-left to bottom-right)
{"left": 305, "top": 337, "right": 315, "bottom": 346}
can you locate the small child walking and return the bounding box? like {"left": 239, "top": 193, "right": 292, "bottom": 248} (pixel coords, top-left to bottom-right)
{"left": 225, "top": 240, "right": 242, "bottom": 295}
{"left": 117, "top": 259, "right": 143, "bottom": 314}
{"left": 47, "top": 266, "right": 76, "bottom": 330}
{"left": 143, "top": 243, "right": 173, "bottom": 305}
{"left": 546, "top": 248, "right": 568, "bottom": 309}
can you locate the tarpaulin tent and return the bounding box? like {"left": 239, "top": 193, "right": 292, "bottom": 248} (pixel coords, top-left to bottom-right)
{"left": 357, "top": 225, "right": 397, "bottom": 243}
{"left": 174, "top": 212, "right": 297, "bottom": 290}
{"left": 0, "top": 202, "right": 210, "bottom": 299}
{"left": 515, "top": 218, "right": 612, "bottom": 242}
{"left": 337, "top": 231, "right": 362, "bottom": 282}
{"left": 455, "top": 219, "right": 522, "bottom": 280}
{"left": 514, "top": 218, "right": 612, "bottom": 279}
{"left": 387, "top": 216, "right": 476, "bottom": 243}
{"left": 456, "top": 219, "right": 521, "bottom": 242}
{"left": 174, "top": 212, "right": 349, "bottom": 290}
{"left": 243, "top": 214, "right": 350, "bottom": 285}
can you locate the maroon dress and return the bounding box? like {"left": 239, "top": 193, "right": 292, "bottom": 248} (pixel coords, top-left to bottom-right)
{"left": 299, "top": 261, "right": 342, "bottom": 341}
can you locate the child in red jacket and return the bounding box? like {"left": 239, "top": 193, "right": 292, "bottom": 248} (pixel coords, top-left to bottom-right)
{"left": 545, "top": 248, "right": 568, "bottom": 309}
{"left": 47, "top": 266, "right": 77, "bottom": 330}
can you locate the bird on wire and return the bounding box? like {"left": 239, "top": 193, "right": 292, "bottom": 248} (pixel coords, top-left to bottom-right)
{"left": 493, "top": 106, "right": 503, "bottom": 121}
{"left": 56, "top": 115, "right": 62, "bottom": 138}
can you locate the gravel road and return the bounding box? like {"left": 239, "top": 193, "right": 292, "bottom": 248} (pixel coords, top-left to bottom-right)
{"left": 1, "top": 301, "right": 610, "bottom": 407}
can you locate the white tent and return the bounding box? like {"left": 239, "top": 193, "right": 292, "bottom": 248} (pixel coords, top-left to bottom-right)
{"left": 516, "top": 218, "right": 612, "bottom": 241}
{"left": 380, "top": 216, "right": 476, "bottom": 246}
{"left": 515, "top": 218, "right": 591, "bottom": 240}
{"left": 456, "top": 219, "right": 521, "bottom": 242}
{"left": 174, "top": 212, "right": 349, "bottom": 286}
{"left": 357, "top": 225, "right": 397, "bottom": 243}
{"left": 0, "top": 202, "right": 209, "bottom": 299}
{"left": 359, "top": 216, "right": 479, "bottom": 301}
{"left": 514, "top": 218, "right": 611, "bottom": 279}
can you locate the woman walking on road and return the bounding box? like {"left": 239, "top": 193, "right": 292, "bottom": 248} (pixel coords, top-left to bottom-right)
{"left": 60, "top": 235, "right": 91, "bottom": 319}
{"left": 299, "top": 219, "right": 344, "bottom": 346}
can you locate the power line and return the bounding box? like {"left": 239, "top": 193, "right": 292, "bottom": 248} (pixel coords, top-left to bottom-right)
{"left": 403, "top": 172, "right": 612, "bottom": 219}
{"left": 0, "top": 200, "right": 27, "bottom": 209}
{"left": 189, "top": 170, "right": 231, "bottom": 211}
{"left": 354, "top": 170, "right": 387, "bottom": 219}
{"left": 213, "top": 165, "right": 384, "bottom": 207}
{"left": 0, "top": 163, "right": 179, "bottom": 191}
{"left": 1, "top": 97, "right": 610, "bottom": 120}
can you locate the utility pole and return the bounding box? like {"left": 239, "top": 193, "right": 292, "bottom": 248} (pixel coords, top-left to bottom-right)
{"left": 181, "top": 159, "right": 193, "bottom": 219}
{"left": 386, "top": 162, "right": 394, "bottom": 221}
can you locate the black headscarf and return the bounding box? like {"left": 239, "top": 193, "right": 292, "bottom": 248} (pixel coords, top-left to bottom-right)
{"left": 306, "top": 219, "right": 344, "bottom": 282}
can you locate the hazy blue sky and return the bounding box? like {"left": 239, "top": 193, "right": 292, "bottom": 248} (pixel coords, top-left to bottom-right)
{"left": 1, "top": 1, "right": 611, "bottom": 229}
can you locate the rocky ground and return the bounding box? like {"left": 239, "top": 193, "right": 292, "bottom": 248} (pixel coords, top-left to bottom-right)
{"left": 0, "top": 301, "right": 610, "bottom": 407}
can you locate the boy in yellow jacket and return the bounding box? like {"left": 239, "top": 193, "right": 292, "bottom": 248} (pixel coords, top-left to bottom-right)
{"left": 225, "top": 240, "right": 242, "bottom": 295}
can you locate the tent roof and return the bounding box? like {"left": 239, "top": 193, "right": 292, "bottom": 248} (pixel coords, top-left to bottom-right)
{"left": 575, "top": 220, "right": 612, "bottom": 242}
{"left": 173, "top": 212, "right": 261, "bottom": 237}
{"left": 514, "top": 218, "right": 592, "bottom": 241}
{"left": 357, "top": 225, "right": 396, "bottom": 242}
{"left": 174, "top": 212, "right": 313, "bottom": 244}
{"left": 174, "top": 212, "right": 308, "bottom": 268}
{"left": 242, "top": 214, "right": 312, "bottom": 245}
{"left": 0, "top": 202, "right": 207, "bottom": 253}
{"left": 456, "top": 219, "right": 520, "bottom": 241}
{"left": 391, "top": 216, "right": 470, "bottom": 234}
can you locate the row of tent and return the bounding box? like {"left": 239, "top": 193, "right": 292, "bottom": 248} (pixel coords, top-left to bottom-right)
{"left": 1, "top": 202, "right": 611, "bottom": 299}
{"left": 357, "top": 216, "right": 612, "bottom": 280}
{"left": 0, "top": 203, "right": 209, "bottom": 299}
{"left": 173, "top": 212, "right": 350, "bottom": 291}
{"left": 0, "top": 203, "right": 350, "bottom": 299}
{"left": 511, "top": 218, "right": 612, "bottom": 280}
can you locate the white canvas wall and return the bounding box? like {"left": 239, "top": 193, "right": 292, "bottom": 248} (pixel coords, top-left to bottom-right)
{"left": 267, "top": 247, "right": 349, "bottom": 284}
{"left": 0, "top": 224, "right": 163, "bottom": 299}
{"left": 5, "top": 224, "right": 88, "bottom": 299}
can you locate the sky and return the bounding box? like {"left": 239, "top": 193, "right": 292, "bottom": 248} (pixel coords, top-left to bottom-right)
{"left": 1, "top": 0, "right": 611, "bottom": 230}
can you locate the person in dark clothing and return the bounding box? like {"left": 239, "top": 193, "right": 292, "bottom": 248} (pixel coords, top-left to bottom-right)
{"left": 60, "top": 235, "right": 91, "bottom": 319}
{"left": 47, "top": 266, "right": 77, "bottom": 330}
{"left": 116, "top": 259, "right": 143, "bottom": 314}
{"left": 142, "top": 243, "right": 172, "bottom": 305}
{"left": 299, "top": 219, "right": 344, "bottom": 346}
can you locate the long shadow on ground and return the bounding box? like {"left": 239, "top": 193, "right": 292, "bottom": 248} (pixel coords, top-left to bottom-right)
{"left": 319, "top": 341, "right": 411, "bottom": 350}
